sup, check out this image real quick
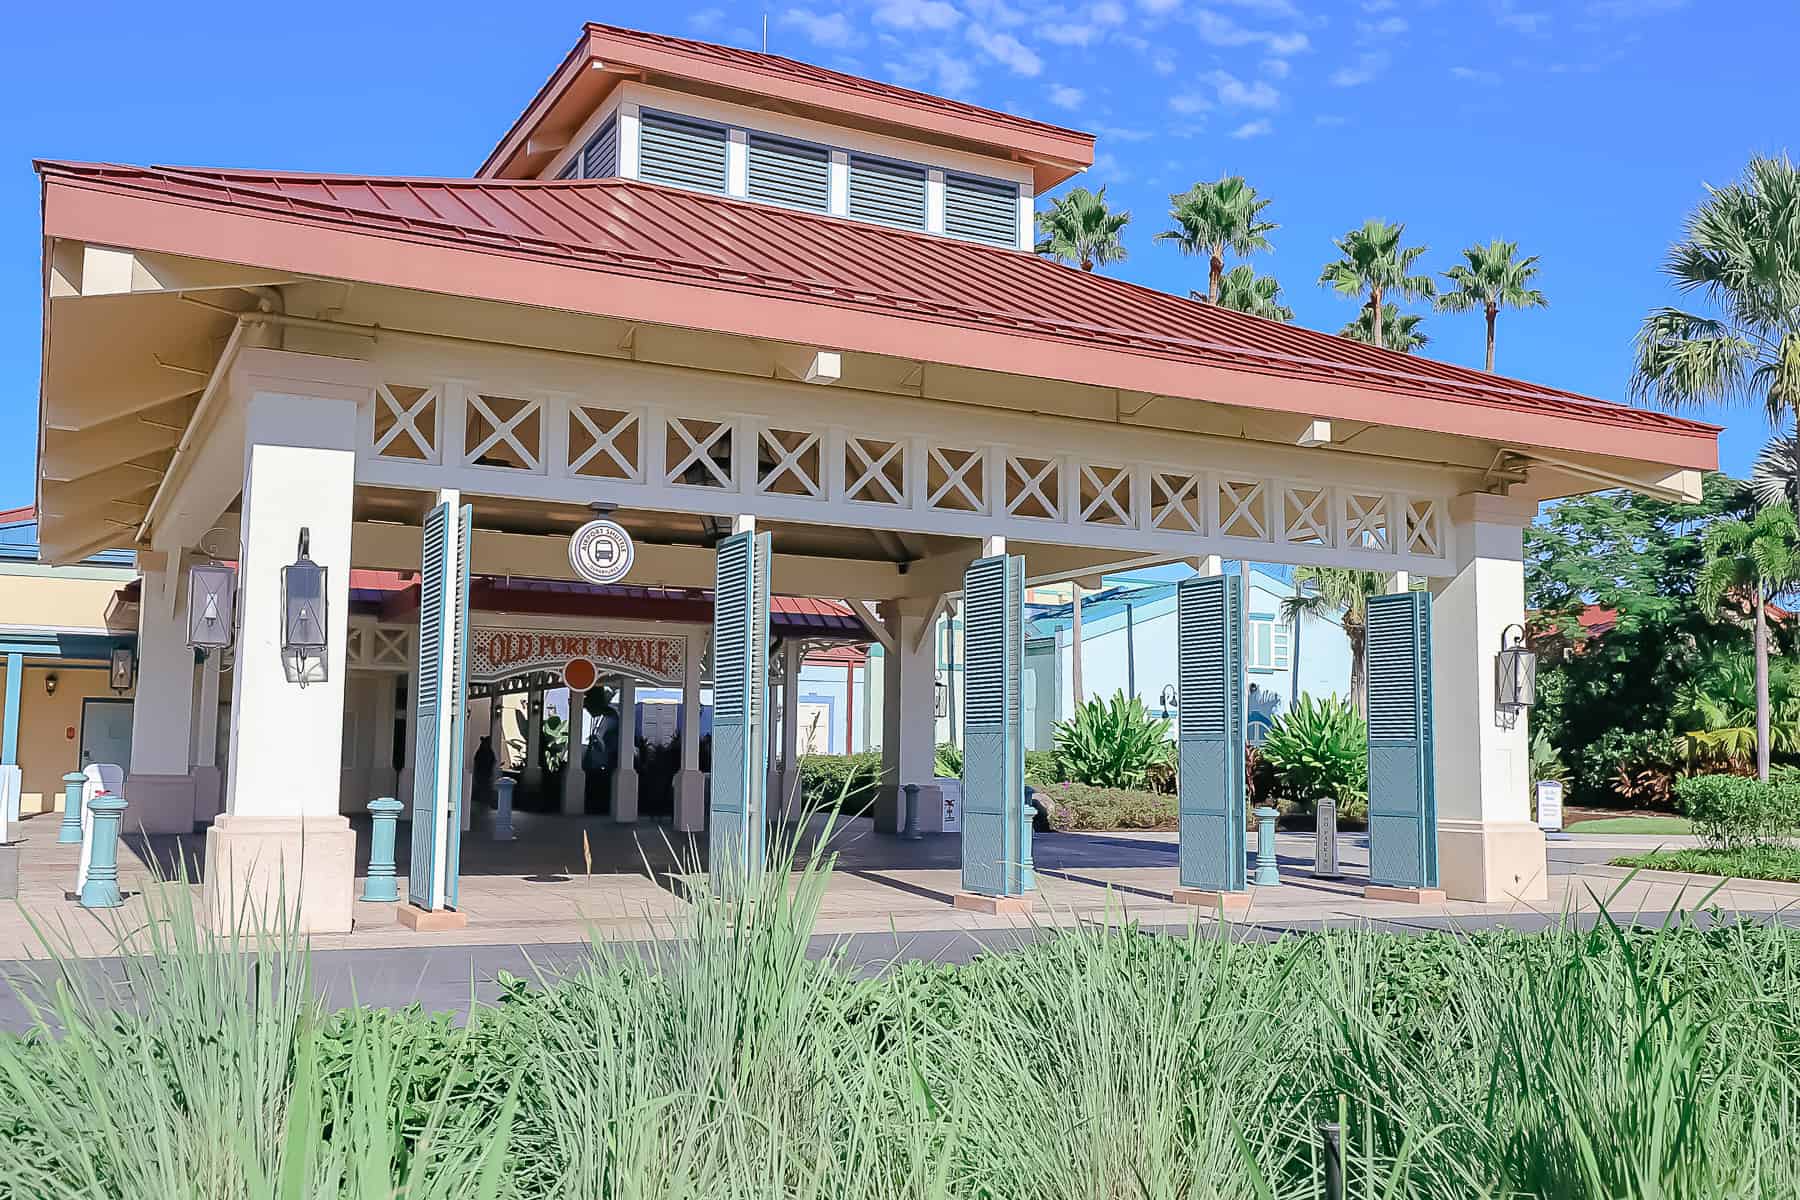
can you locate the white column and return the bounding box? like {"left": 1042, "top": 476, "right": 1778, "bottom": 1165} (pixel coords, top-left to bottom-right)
{"left": 562, "top": 689, "right": 587, "bottom": 815}
{"left": 877, "top": 599, "right": 942, "bottom": 833}
{"left": 675, "top": 636, "right": 705, "bottom": 831}
{"left": 522, "top": 688, "right": 545, "bottom": 791}
{"left": 779, "top": 639, "right": 803, "bottom": 820}
{"left": 126, "top": 560, "right": 200, "bottom": 832}
{"left": 613, "top": 677, "right": 639, "bottom": 823}
{"left": 205, "top": 387, "right": 359, "bottom": 934}
{"left": 1431, "top": 493, "right": 1546, "bottom": 903}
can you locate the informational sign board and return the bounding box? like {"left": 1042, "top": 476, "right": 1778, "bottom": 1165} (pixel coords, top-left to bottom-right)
{"left": 1315, "top": 796, "right": 1340, "bottom": 879}
{"left": 1535, "top": 780, "right": 1564, "bottom": 833}
{"left": 569, "top": 518, "right": 634, "bottom": 585}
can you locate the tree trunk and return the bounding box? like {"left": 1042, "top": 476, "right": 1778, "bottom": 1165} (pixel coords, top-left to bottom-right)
{"left": 1369, "top": 286, "right": 1384, "bottom": 350}
{"left": 1070, "top": 582, "right": 1085, "bottom": 707}
{"left": 1209, "top": 250, "right": 1224, "bottom": 304}
{"left": 1757, "top": 596, "right": 1771, "bottom": 782}
{"left": 1485, "top": 304, "right": 1498, "bottom": 372}
{"left": 1349, "top": 633, "right": 1366, "bottom": 717}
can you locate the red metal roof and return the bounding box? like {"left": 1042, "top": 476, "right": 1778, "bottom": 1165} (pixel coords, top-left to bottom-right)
{"left": 38, "top": 161, "right": 1718, "bottom": 468}
{"left": 480, "top": 23, "right": 1094, "bottom": 187}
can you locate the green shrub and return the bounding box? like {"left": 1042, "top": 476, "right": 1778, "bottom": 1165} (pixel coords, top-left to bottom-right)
{"left": 1259, "top": 694, "right": 1368, "bottom": 819}
{"left": 1674, "top": 773, "right": 1800, "bottom": 850}
{"left": 933, "top": 741, "right": 963, "bottom": 777}
{"left": 1575, "top": 726, "right": 1683, "bottom": 808}
{"left": 1052, "top": 690, "right": 1173, "bottom": 789}
{"left": 798, "top": 751, "right": 882, "bottom": 812}
{"left": 1024, "top": 748, "right": 1059, "bottom": 785}
{"left": 1036, "top": 782, "right": 1177, "bottom": 831}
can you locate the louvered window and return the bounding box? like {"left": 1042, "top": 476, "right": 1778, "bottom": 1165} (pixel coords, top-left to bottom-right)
{"left": 638, "top": 111, "right": 728, "bottom": 193}
{"left": 746, "top": 133, "right": 830, "bottom": 212}
{"left": 579, "top": 115, "right": 619, "bottom": 180}
{"left": 848, "top": 154, "right": 927, "bottom": 230}
{"left": 554, "top": 155, "right": 579, "bottom": 181}
{"left": 945, "top": 172, "right": 1019, "bottom": 248}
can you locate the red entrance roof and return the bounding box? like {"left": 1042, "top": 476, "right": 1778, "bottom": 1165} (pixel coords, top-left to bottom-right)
{"left": 38, "top": 161, "right": 1717, "bottom": 469}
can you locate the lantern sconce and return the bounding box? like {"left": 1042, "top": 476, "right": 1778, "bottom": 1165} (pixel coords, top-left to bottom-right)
{"left": 43, "top": 673, "right": 57, "bottom": 697}
{"left": 187, "top": 560, "right": 238, "bottom": 653}
{"left": 109, "top": 647, "right": 135, "bottom": 694}
{"left": 280, "top": 528, "right": 329, "bottom": 687}
{"left": 1495, "top": 622, "right": 1537, "bottom": 728}
{"left": 1158, "top": 683, "right": 1178, "bottom": 719}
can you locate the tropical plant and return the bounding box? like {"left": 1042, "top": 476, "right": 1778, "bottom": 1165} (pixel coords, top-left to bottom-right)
{"left": 1034, "top": 185, "right": 1130, "bottom": 272}
{"left": 1530, "top": 728, "right": 1569, "bottom": 789}
{"left": 1338, "top": 302, "right": 1429, "bottom": 352}
{"left": 1751, "top": 427, "right": 1800, "bottom": 510}
{"left": 1210, "top": 264, "right": 1294, "bottom": 321}
{"left": 1695, "top": 503, "right": 1800, "bottom": 779}
{"left": 1280, "top": 567, "right": 1387, "bottom": 712}
{"left": 1051, "top": 690, "right": 1173, "bottom": 789}
{"left": 1259, "top": 694, "right": 1369, "bottom": 819}
{"left": 1673, "top": 772, "right": 1800, "bottom": 850}
{"left": 933, "top": 741, "right": 964, "bottom": 777}
{"left": 1319, "top": 218, "right": 1436, "bottom": 352}
{"left": 1436, "top": 239, "right": 1547, "bottom": 371}
{"left": 1674, "top": 649, "right": 1800, "bottom": 769}
{"left": 798, "top": 751, "right": 882, "bottom": 812}
{"left": 1631, "top": 154, "right": 1800, "bottom": 425}
{"left": 1155, "top": 173, "right": 1277, "bottom": 302}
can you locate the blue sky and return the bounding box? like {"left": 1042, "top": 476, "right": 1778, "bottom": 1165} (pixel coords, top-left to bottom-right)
{"left": 3, "top": 0, "right": 1793, "bottom": 507}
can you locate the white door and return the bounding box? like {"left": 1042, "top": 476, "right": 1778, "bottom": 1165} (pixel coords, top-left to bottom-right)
{"left": 80, "top": 699, "right": 134, "bottom": 773}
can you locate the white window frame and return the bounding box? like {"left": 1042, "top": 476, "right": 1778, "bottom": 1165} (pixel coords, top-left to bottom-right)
{"left": 1246, "top": 614, "right": 1292, "bottom": 673}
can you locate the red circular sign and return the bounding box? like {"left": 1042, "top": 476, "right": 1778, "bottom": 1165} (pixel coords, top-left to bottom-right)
{"left": 562, "top": 657, "right": 599, "bottom": 692}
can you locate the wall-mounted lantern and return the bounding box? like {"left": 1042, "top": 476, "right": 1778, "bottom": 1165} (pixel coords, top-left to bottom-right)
{"left": 44, "top": 672, "right": 58, "bottom": 697}
{"left": 280, "top": 528, "right": 328, "bottom": 687}
{"left": 934, "top": 677, "right": 948, "bottom": 718}
{"left": 1496, "top": 623, "right": 1537, "bottom": 720}
{"left": 187, "top": 561, "right": 237, "bottom": 651}
{"left": 108, "top": 647, "right": 135, "bottom": 693}
{"left": 1158, "top": 683, "right": 1178, "bottom": 719}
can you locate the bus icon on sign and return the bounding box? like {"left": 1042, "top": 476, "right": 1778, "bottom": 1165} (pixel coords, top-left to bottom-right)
{"left": 569, "top": 518, "right": 635, "bottom": 585}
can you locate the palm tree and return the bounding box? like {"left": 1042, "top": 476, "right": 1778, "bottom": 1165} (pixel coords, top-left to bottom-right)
{"left": 1752, "top": 427, "right": 1800, "bottom": 510}
{"left": 1279, "top": 568, "right": 1387, "bottom": 714}
{"left": 1695, "top": 503, "right": 1800, "bottom": 781}
{"left": 1437, "top": 239, "right": 1547, "bottom": 371}
{"left": 1631, "top": 155, "right": 1800, "bottom": 424}
{"left": 1035, "top": 186, "right": 1130, "bottom": 272}
{"left": 1339, "top": 303, "right": 1429, "bottom": 352}
{"left": 1319, "top": 219, "right": 1436, "bottom": 352}
{"left": 1204, "top": 265, "right": 1294, "bottom": 321}
{"left": 1156, "top": 174, "right": 1277, "bottom": 303}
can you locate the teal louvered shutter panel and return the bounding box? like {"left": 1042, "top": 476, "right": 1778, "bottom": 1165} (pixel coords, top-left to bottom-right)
{"left": 638, "top": 112, "right": 728, "bottom": 193}
{"left": 961, "top": 554, "right": 1027, "bottom": 897}
{"left": 747, "top": 133, "right": 829, "bottom": 211}
{"left": 409, "top": 503, "right": 449, "bottom": 910}
{"left": 443, "top": 503, "right": 472, "bottom": 909}
{"left": 848, "top": 155, "right": 927, "bottom": 230}
{"left": 1176, "top": 575, "right": 1247, "bottom": 892}
{"left": 580, "top": 115, "right": 619, "bottom": 179}
{"left": 709, "top": 530, "right": 771, "bottom": 893}
{"left": 944, "top": 173, "right": 1019, "bottom": 248}
{"left": 1366, "top": 591, "right": 1437, "bottom": 889}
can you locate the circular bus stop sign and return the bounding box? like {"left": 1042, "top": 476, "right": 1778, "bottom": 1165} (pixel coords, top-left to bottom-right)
{"left": 569, "top": 518, "right": 634, "bottom": 585}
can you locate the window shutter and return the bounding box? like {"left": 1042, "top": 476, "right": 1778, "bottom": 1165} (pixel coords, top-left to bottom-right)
{"left": 638, "top": 112, "right": 728, "bottom": 193}
{"left": 579, "top": 115, "right": 619, "bottom": 180}
{"left": 961, "top": 553, "right": 1028, "bottom": 896}
{"left": 945, "top": 172, "right": 1019, "bottom": 248}
{"left": 409, "top": 500, "right": 472, "bottom": 911}
{"left": 848, "top": 154, "right": 927, "bottom": 230}
{"left": 1177, "top": 574, "right": 1247, "bottom": 892}
{"left": 747, "top": 133, "right": 830, "bottom": 212}
{"left": 555, "top": 155, "right": 580, "bottom": 181}
{"left": 1366, "top": 591, "right": 1437, "bottom": 888}
{"left": 710, "top": 530, "right": 771, "bottom": 893}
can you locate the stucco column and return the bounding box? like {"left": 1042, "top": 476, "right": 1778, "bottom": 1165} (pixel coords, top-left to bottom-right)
{"left": 778, "top": 639, "right": 804, "bottom": 820}
{"left": 613, "top": 677, "right": 639, "bottom": 822}
{"left": 674, "top": 637, "right": 705, "bottom": 832}
{"left": 877, "top": 599, "right": 942, "bottom": 834}
{"left": 190, "top": 648, "right": 224, "bottom": 823}
{"left": 126, "top": 561, "right": 200, "bottom": 833}
{"left": 1431, "top": 493, "right": 1547, "bottom": 903}
{"left": 562, "top": 689, "right": 587, "bottom": 815}
{"left": 205, "top": 386, "right": 359, "bottom": 935}
{"left": 522, "top": 689, "right": 545, "bottom": 792}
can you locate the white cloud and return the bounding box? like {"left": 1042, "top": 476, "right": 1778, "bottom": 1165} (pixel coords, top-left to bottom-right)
{"left": 1261, "top": 57, "right": 1291, "bottom": 78}
{"left": 1049, "top": 83, "right": 1086, "bottom": 108}
{"left": 1214, "top": 0, "right": 1302, "bottom": 14}
{"left": 1230, "top": 119, "right": 1273, "bottom": 138}
{"left": 1206, "top": 69, "right": 1280, "bottom": 109}
{"left": 1168, "top": 91, "right": 1212, "bottom": 114}
{"left": 1329, "top": 50, "right": 1390, "bottom": 86}
{"left": 967, "top": 25, "right": 1043, "bottom": 75}
{"left": 1359, "top": 15, "right": 1408, "bottom": 35}
{"left": 872, "top": 0, "right": 961, "bottom": 30}
{"left": 690, "top": 7, "right": 726, "bottom": 32}
{"left": 963, "top": 0, "right": 1028, "bottom": 24}
{"left": 1362, "top": 0, "right": 1397, "bottom": 10}
{"left": 1138, "top": 0, "right": 1182, "bottom": 12}
{"left": 1092, "top": 122, "right": 1153, "bottom": 141}
{"left": 887, "top": 47, "right": 977, "bottom": 93}
{"left": 780, "top": 8, "right": 858, "bottom": 48}
{"left": 1265, "top": 31, "right": 1309, "bottom": 54}
{"left": 1093, "top": 0, "right": 1128, "bottom": 23}
{"left": 1589, "top": 0, "right": 1687, "bottom": 15}
{"left": 1450, "top": 64, "right": 1502, "bottom": 84}
{"left": 1152, "top": 52, "right": 1177, "bottom": 74}
{"left": 1191, "top": 10, "right": 1310, "bottom": 54}
{"left": 1495, "top": 1, "right": 1550, "bottom": 33}
{"left": 1041, "top": 22, "right": 1100, "bottom": 44}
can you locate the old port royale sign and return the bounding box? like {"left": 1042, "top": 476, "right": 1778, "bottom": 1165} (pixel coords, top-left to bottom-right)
{"left": 469, "top": 629, "right": 686, "bottom": 687}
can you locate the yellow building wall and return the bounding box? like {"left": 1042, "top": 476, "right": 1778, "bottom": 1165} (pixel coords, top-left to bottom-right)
{"left": 2, "top": 663, "right": 135, "bottom": 815}
{"left": 0, "top": 573, "right": 123, "bottom": 630}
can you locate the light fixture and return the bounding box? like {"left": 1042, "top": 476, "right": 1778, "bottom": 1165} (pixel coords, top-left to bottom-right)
{"left": 187, "top": 561, "right": 237, "bottom": 650}
{"left": 934, "top": 677, "right": 948, "bottom": 718}
{"left": 280, "top": 528, "right": 329, "bottom": 687}
{"left": 1159, "top": 683, "right": 1177, "bottom": 719}
{"left": 1496, "top": 623, "right": 1537, "bottom": 721}
{"left": 43, "top": 673, "right": 57, "bottom": 697}
{"left": 109, "top": 647, "right": 135, "bottom": 693}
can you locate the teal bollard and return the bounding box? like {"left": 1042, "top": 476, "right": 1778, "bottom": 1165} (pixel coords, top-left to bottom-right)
{"left": 1021, "top": 784, "right": 1037, "bottom": 891}
{"left": 57, "top": 772, "right": 85, "bottom": 844}
{"left": 362, "top": 796, "right": 403, "bottom": 902}
{"left": 1253, "top": 805, "right": 1282, "bottom": 888}
{"left": 78, "top": 793, "right": 127, "bottom": 908}
{"left": 493, "top": 778, "right": 516, "bottom": 841}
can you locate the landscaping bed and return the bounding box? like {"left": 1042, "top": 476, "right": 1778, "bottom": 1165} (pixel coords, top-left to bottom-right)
{"left": 1610, "top": 846, "right": 1800, "bottom": 882}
